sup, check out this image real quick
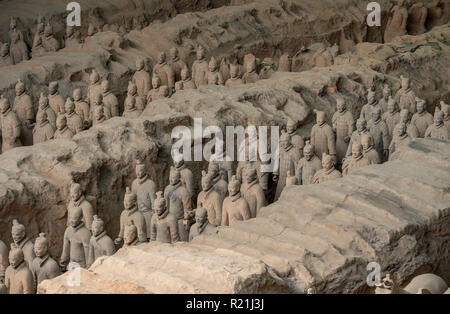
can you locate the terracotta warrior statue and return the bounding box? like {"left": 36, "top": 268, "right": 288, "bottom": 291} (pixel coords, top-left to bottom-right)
{"left": 122, "top": 95, "right": 140, "bottom": 118}
{"left": 295, "top": 140, "right": 322, "bottom": 185}
{"left": 150, "top": 191, "right": 180, "bottom": 243}
{"left": 424, "top": 110, "right": 449, "bottom": 140}
{"left": 242, "top": 58, "right": 259, "bottom": 84}
{"left": 408, "top": 2, "right": 428, "bottom": 35}
{"left": 13, "top": 80, "right": 34, "bottom": 146}
{"left": 65, "top": 26, "right": 80, "bottom": 48}
{"left": 225, "top": 64, "right": 243, "bottom": 87}
{"left": 87, "top": 70, "right": 102, "bottom": 106}
{"left": 426, "top": 0, "right": 446, "bottom": 30}
{"left": 33, "top": 110, "right": 54, "bottom": 144}
{"left": 241, "top": 167, "right": 266, "bottom": 218}
{"left": 397, "top": 108, "right": 419, "bottom": 139}
{"left": 4, "top": 244, "right": 34, "bottom": 294}
{"left": 197, "top": 171, "right": 223, "bottom": 226}
{"left": 180, "top": 66, "right": 196, "bottom": 90}
{"left": 395, "top": 76, "right": 416, "bottom": 115}
{"left": 379, "top": 84, "right": 392, "bottom": 113}
{"left": 346, "top": 118, "right": 372, "bottom": 158}
{"left": 310, "top": 110, "right": 336, "bottom": 161}
{"left": 11, "top": 219, "right": 35, "bottom": 267}
{"left": 164, "top": 167, "right": 193, "bottom": 241}
{"left": 73, "top": 89, "right": 90, "bottom": 128}
{"left": 92, "top": 106, "right": 106, "bottom": 126}
{"left": 42, "top": 23, "right": 60, "bottom": 52}
{"left": 115, "top": 187, "right": 147, "bottom": 245}
{"left": 191, "top": 46, "right": 209, "bottom": 87}
{"left": 0, "top": 240, "right": 7, "bottom": 282}
{"left": 384, "top": 0, "right": 408, "bottom": 43}
{"left": 38, "top": 93, "right": 56, "bottom": 128}
{"left": 131, "top": 163, "right": 156, "bottom": 241}
{"left": 169, "top": 47, "right": 187, "bottom": 82}
{"left": 312, "top": 153, "right": 342, "bottom": 184}
{"left": 87, "top": 215, "right": 115, "bottom": 267}
{"left": 67, "top": 182, "right": 94, "bottom": 231}
{"left": 361, "top": 133, "right": 380, "bottom": 164}
{"left": 60, "top": 207, "right": 91, "bottom": 269}
{"left": 30, "top": 233, "right": 61, "bottom": 284}
{"left": 53, "top": 114, "right": 74, "bottom": 140}
{"left": 0, "top": 43, "right": 13, "bottom": 67}
{"left": 132, "top": 58, "right": 151, "bottom": 98}
{"left": 101, "top": 80, "right": 119, "bottom": 117}
{"left": 65, "top": 98, "right": 84, "bottom": 134}
{"left": 360, "top": 89, "right": 380, "bottom": 123}
{"left": 188, "top": 207, "right": 217, "bottom": 241}
{"left": 206, "top": 57, "right": 224, "bottom": 85}
{"left": 221, "top": 176, "right": 251, "bottom": 227}
{"left": 34, "top": 21, "right": 45, "bottom": 46}
{"left": 91, "top": 93, "right": 111, "bottom": 121}
{"left": 31, "top": 35, "right": 46, "bottom": 58}
{"left": 146, "top": 75, "right": 166, "bottom": 104}
{"left": 442, "top": 101, "right": 450, "bottom": 131}
{"left": 278, "top": 53, "right": 292, "bottom": 72}
{"left": 0, "top": 97, "right": 22, "bottom": 152}
{"left": 367, "top": 107, "right": 389, "bottom": 162}
{"left": 382, "top": 96, "right": 400, "bottom": 143}
{"left": 259, "top": 57, "right": 276, "bottom": 79}
{"left": 342, "top": 143, "right": 370, "bottom": 176}
{"left": 389, "top": 122, "right": 411, "bottom": 159}
{"left": 286, "top": 117, "right": 305, "bottom": 155}
{"left": 207, "top": 161, "right": 228, "bottom": 203}
{"left": 123, "top": 222, "right": 140, "bottom": 247}
{"left": 48, "top": 81, "right": 65, "bottom": 114}
{"left": 332, "top": 99, "right": 354, "bottom": 164}
{"left": 274, "top": 131, "right": 301, "bottom": 201}
{"left": 9, "top": 19, "right": 29, "bottom": 64}
{"left": 411, "top": 98, "right": 433, "bottom": 138}
{"left": 174, "top": 157, "right": 195, "bottom": 201}
{"left": 153, "top": 51, "right": 175, "bottom": 90}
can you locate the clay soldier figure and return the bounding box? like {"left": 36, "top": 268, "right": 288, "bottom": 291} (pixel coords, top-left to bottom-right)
{"left": 87, "top": 70, "right": 102, "bottom": 106}
{"left": 34, "top": 21, "right": 45, "bottom": 47}
{"left": 274, "top": 131, "right": 301, "bottom": 201}
{"left": 225, "top": 64, "right": 243, "bottom": 87}
{"left": 332, "top": 99, "right": 354, "bottom": 164}
{"left": 427, "top": 0, "right": 445, "bottom": 30}
{"left": 397, "top": 108, "right": 419, "bottom": 139}
{"left": 0, "top": 240, "right": 7, "bottom": 282}
{"left": 9, "top": 19, "right": 29, "bottom": 64}
{"left": 67, "top": 182, "right": 94, "bottom": 231}
{"left": 31, "top": 35, "right": 46, "bottom": 58}
{"left": 208, "top": 161, "right": 228, "bottom": 203}
{"left": 101, "top": 80, "right": 119, "bottom": 117}
{"left": 191, "top": 46, "right": 209, "bottom": 87}
{"left": 442, "top": 101, "right": 450, "bottom": 131}
{"left": 408, "top": 2, "right": 428, "bottom": 35}
{"left": 189, "top": 207, "right": 217, "bottom": 241}
{"left": 367, "top": 107, "right": 389, "bottom": 161}
{"left": 92, "top": 106, "right": 107, "bottom": 126}
{"left": 160, "top": 86, "right": 170, "bottom": 99}
{"left": 241, "top": 167, "right": 266, "bottom": 218}
{"left": 242, "top": 58, "right": 259, "bottom": 84}
{"left": 424, "top": 110, "right": 449, "bottom": 140}
{"left": 346, "top": 118, "right": 372, "bottom": 158}
{"left": 0, "top": 97, "right": 22, "bottom": 152}
{"left": 411, "top": 98, "right": 433, "bottom": 138}
{"left": 131, "top": 163, "right": 156, "bottom": 241}
{"left": 174, "top": 81, "right": 183, "bottom": 92}
{"left": 287, "top": 117, "right": 305, "bottom": 156}
{"left": 48, "top": 81, "right": 65, "bottom": 114}
{"left": 13, "top": 80, "right": 34, "bottom": 146}
{"left": 312, "top": 153, "right": 342, "bottom": 184}
{"left": 296, "top": 141, "right": 322, "bottom": 185}
{"left": 132, "top": 58, "right": 151, "bottom": 98}
{"left": 150, "top": 191, "right": 180, "bottom": 243}
{"left": 33, "top": 110, "right": 54, "bottom": 144}
{"left": 382, "top": 96, "right": 401, "bottom": 143}
{"left": 180, "top": 66, "right": 196, "bottom": 90}
{"left": 65, "top": 26, "right": 80, "bottom": 48}
{"left": 123, "top": 222, "right": 139, "bottom": 247}
{"left": 38, "top": 93, "right": 56, "bottom": 128}
{"left": 87, "top": 216, "right": 115, "bottom": 268}
{"left": 73, "top": 89, "right": 90, "bottom": 128}
{"left": 4, "top": 245, "right": 34, "bottom": 294}
{"left": 384, "top": 0, "right": 408, "bottom": 43}
{"left": 146, "top": 76, "right": 162, "bottom": 103}
{"left": 0, "top": 43, "right": 13, "bottom": 66}
{"left": 164, "top": 167, "right": 193, "bottom": 242}
{"left": 60, "top": 207, "right": 91, "bottom": 269}
{"left": 30, "top": 233, "right": 61, "bottom": 284}
{"left": 122, "top": 96, "right": 140, "bottom": 118}
{"left": 174, "top": 157, "right": 195, "bottom": 201}
{"left": 310, "top": 110, "right": 336, "bottom": 161}
{"left": 90, "top": 93, "right": 111, "bottom": 120}
{"left": 360, "top": 89, "right": 380, "bottom": 122}
{"left": 42, "top": 23, "right": 60, "bottom": 52}
{"left": 65, "top": 98, "right": 84, "bottom": 134}
{"left": 11, "top": 219, "right": 35, "bottom": 267}
{"left": 197, "top": 171, "right": 223, "bottom": 226}
{"left": 395, "top": 76, "right": 416, "bottom": 115}
{"left": 342, "top": 143, "right": 370, "bottom": 176}
{"left": 169, "top": 47, "right": 187, "bottom": 82}
{"left": 379, "top": 84, "right": 392, "bottom": 113}
{"left": 126, "top": 81, "right": 145, "bottom": 112}
{"left": 361, "top": 133, "right": 380, "bottom": 165}
{"left": 206, "top": 57, "right": 224, "bottom": 85}
{"left": 221, "top": 176, "right": 251, "bottom": 227}
{"left": 389, "top": 122, "right": 411, "bottom": 159}
{"left": 54, "top": 114, "right": 74, "bottom": 140}
{"left": 259, "top": 58, "right": 276, "bottom": 79}
{"left": 115, "top": 187, "right": 147, "bottom": 245}
{"left": 278, "top": 54, "right": 292, "bottom": 72}
{"left": 153, "top": 52, "right": 175, "bottom": 90}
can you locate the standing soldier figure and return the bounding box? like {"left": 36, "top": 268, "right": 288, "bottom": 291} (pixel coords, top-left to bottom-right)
{"left": 332, "top": 99, "right": 354, "bottom": 165}
{"left": 30, "top": 233, "right": 61, "bottom": 285}
{"left": 13, "top": 80, "right": 34, "bottom": 146}
{"left": 0, "top": 97, "right": 22, "bottom": 153}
